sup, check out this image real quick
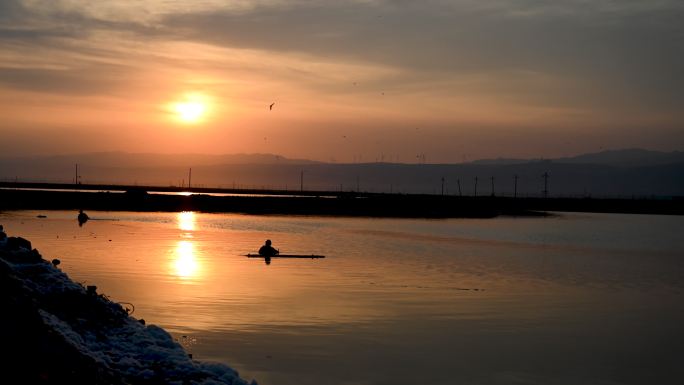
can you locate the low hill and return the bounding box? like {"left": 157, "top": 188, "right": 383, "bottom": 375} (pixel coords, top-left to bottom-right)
{"left": 1, "top": 150, "right": 682, "bottom": 197}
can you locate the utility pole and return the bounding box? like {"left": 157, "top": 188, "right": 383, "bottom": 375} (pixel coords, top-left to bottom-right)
{"left": 514, "top": 175, "right": 519, "bottom": 198}
{"left": 75, "top": 164, "right": 78, "bottom": 185}
{"left": 474, "top": 177, "right": 478, "bottom": 197}
{"left": 542, "top": 172, "right": 549, "bottom": 198}
{"left": 188, "top": 168, "right": 192, "bottom": 189}
{"left": 490, "top": 176, "right": 495, "bottom": 197}
{"left": 441, "top": 177, "right": 445, "bottom": 196}
{"left": 457, "top": 178, "right": 462, "bottom": 197}
{"left": 356, "top": 175, "right": 360, "bottom": 192}
{"left": 300, "top": 170, "right": 304, "bottom": 192}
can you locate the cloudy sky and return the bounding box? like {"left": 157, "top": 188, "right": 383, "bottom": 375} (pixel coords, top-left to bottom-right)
{"left": 1, "top": 0, "right": 682, "bottom": 162}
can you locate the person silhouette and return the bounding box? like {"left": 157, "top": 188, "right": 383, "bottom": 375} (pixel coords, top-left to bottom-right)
{"left": 258, "top": 239, "right": 279, "bottom": 257}
{"left": 77, "top": 209, "right": 89, "bottom": 227}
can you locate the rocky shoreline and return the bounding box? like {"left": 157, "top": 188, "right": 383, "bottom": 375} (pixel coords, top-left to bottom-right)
{"left": 0, "top": 225, "right": 257, "bottom": 385}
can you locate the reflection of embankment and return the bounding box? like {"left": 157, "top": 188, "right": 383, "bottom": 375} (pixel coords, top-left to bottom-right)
{"left": 0, "top": 230, "right": 256, "bottom": 385}
{"left": 1, "top": 188, "right": 543, "bottom": 218}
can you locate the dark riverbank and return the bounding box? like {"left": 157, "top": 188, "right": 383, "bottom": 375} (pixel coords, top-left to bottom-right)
{"left": 0, "top": 228, "right": 256, "bottom": 384}
{"left": 1, "top": 182, "right": 682, "bottom": 217}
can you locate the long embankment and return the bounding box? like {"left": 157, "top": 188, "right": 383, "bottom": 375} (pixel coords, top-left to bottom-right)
{"left": 0, "top": 228, "right": 257, "bottom": 385}
{"left": 1, "top": 182, "right": 682, "bottom": 217}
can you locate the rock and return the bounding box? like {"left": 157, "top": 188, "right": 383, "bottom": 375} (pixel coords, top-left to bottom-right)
{"left": 6, "top": 237, "right": 32, "bottom": 251}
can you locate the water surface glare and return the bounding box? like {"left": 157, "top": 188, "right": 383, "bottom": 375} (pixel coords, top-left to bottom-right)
{"left": 2, "top": 210, "right": 683, "bottom": 385}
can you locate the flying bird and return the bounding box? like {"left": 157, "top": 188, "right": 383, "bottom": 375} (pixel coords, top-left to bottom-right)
{"left": 269, "top": 102, "right": 275, "bottom": 110}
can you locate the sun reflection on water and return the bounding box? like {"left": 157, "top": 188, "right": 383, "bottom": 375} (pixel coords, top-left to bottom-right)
{"left": 178, "top": 211, "right": 196, "bottom": 231}
{"left": 172, "top": 240, "right": 201, "bottom": 280}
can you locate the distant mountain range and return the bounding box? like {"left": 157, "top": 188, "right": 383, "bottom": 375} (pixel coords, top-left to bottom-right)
{"left": 0, "top": 152, "right": 320, "bottom": 168}
{"left": 1, "top": 149, "right": 683, "bottom": 197}
{"left": 472, "top": 149, "right": 684, "bottom": 167}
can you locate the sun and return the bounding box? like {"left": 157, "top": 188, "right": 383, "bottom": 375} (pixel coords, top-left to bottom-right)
{"left": 175, "top": 102, "right": 205, "bottom": 123}
{"left": 170, "top": 93, "right": 210, "bottom": 124}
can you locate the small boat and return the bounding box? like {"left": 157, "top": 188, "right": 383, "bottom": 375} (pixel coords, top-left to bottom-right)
{"left": 245, "top": 254, "right": 325, "bottom": 259}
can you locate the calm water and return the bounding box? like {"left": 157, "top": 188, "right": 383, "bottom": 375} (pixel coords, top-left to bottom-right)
{"left": 2, "top": 210, "right": 683, "bottom": 385}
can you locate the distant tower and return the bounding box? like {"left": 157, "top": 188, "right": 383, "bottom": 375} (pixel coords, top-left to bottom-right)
{"left": 457, "top": 178, "right": 462, "bottom": 197}
{"left": 474, "top": 177, "right": 478, "bottom": 197}
{"left": 441, "top": 177, "right": 445, "bottom": 196}
{"left": 188, "top": 168, "right": 192, "bottom": 189}
{"left": 542, "top": 172, "right": 549, "bottom": 198}
{"left": 514, "top": 175, "right": 519, "bottom": 198}
{"left": 490, "top": 176, "right": 495, "bottom": 197}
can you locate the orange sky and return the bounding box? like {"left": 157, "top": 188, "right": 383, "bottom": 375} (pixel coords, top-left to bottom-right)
{"left": 0, "top": 0, "right": 682, "bottom": 162}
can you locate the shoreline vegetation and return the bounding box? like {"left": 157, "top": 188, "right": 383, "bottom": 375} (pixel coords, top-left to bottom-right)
{"left": 1, "top": 182, "right": 682, "bottom": 217}
{"left": 0, "top": 228, "right": 257, "bottom": 385}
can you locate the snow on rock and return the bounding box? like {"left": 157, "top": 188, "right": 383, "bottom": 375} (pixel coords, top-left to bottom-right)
{"left": 0, "top": 227, "right": 257, "bottom": 385}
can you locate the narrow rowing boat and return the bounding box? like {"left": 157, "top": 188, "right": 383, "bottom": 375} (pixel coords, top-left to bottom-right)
{"left": 245, "top": 254, "right": 325, "bottom": 259}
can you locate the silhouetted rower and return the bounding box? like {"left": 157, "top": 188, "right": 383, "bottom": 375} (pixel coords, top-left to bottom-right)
{"left": 77, "top": 209, "right": 89, "bottom": 226}
{"left": 258, "top": 239, "right": 279, "bottom": 256}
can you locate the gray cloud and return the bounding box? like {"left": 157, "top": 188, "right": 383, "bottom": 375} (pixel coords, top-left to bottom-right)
{"left": 158, "top": 0, "right": 684, "bottom": 109}
{"left": 0, "top": 65, "right": 130, "bottom": 95}
{"left": 0, "top": 0, "right": 164, "bottom": 43}
{"left": 0, "top": 1, "right": 167, "bottom": 95}
{"left": 0, "top": 0, "right": 83, "bottom": 40}
{"left": 0, "top": 0, "right": 28, "bottom": 22}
